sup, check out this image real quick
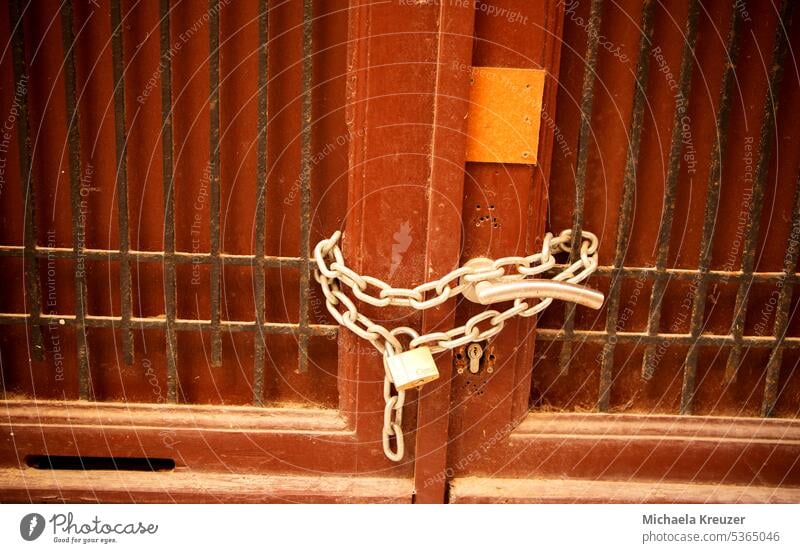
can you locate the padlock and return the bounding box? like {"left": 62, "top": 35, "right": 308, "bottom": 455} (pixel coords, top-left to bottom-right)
{"left": 385, "top": 347, "right": 440, "bottom": 391}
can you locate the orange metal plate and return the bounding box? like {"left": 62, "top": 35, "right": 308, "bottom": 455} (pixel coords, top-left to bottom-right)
{"left": 465, "top": 66, "right": 545, "bottom": 165}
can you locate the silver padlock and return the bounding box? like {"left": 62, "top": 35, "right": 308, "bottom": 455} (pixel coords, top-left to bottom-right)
{"left": 385, "top": 347, "right": 440, "bottom": 391}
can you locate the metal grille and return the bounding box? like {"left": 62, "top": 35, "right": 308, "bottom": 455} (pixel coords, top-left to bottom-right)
{"left": 536, "top": 0, "right": 800, "bottom": 417}
{"left": 0, "top": 0, "right": 336, "bottom": 406}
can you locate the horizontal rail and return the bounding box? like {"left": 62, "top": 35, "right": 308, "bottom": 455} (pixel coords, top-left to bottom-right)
{"left": 0, "top": 313, "right": 336, "bottom": 335}
{"left": 537, "top": 328, "right": 800, "bottom": 348}
{"left": 0, "top": 245, "right": 309, "bottom": 267}
{"left": 2, "top": 244, "right": 796, "bottom": 285}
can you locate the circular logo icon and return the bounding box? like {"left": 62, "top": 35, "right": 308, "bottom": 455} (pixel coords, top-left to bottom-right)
{"left": 20, "top": 513, "right": 45, "bottom": 541}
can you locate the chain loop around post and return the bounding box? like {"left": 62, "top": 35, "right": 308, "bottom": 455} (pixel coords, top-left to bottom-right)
{"left": 313, "top": 229, "right": 601, "bottom": 462}
{"left": 382, "top": 342, "right": 405, "bottom": 461}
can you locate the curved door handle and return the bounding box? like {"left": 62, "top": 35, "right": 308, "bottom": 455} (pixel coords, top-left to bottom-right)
{"left": 469, "top": 279, "right": 604, "bottom": 310}
{"left": 460, "top": 258, "right": 604, "bottom": 310}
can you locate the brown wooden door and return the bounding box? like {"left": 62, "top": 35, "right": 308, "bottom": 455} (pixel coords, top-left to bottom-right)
{"left": 444, "top": 0, "right": 800, "bottom": 504}
{"left": 0, "top": 0, "right": 436, "bottom": 502}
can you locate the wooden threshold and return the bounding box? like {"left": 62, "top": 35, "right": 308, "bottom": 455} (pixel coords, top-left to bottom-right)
{"left": 449, "top": 477, "right": 800, "bottom": 503}
{"left": 0, "top": 468, "right": 411, "bottom": 503}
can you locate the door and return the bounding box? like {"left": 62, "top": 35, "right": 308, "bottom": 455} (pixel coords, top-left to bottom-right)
{"left": 445, "top": 0, "right": 800, "bottom": 503}
{"left": 0, "top": 0, "right": 419, "bottom": 502}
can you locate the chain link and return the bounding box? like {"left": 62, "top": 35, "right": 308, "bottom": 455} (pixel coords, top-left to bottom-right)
{"left": 381, "top": 343, "right": 405, "bottom": 461}
{"left": 313, "top": 228, "right": 600, "bottom": 461}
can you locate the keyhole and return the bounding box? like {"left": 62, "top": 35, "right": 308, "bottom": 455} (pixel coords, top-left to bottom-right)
{"left": 467, "top": 343, "right": 483, "bottom": 374}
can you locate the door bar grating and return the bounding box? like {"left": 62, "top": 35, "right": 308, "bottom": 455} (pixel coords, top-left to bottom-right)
{"left": 641, "top": 0, "right": 699, "bottom": 381}
{"left": 297, "top": 0, "right": 314, "bottom": 374}
{"left": 61, "top": 1, "right": 91, "bottom": 400}
{"left": 597, "top": 0, "right": 655, "bottom": 411}
{"left": 559, "top": 0, "right": 604, "bottom": 377}
{"left": 725, "top": 0, "right": 793, "bottom": 384}
{"left": 541, "top": 0, "right": 800, "bottom": 417}
{"left": 2, "top": 0, "right": 326, "bottom": 406}
{"left": 209, "top": 0, "right": 222, "bottom": 368}
{"left": 110, "top": 0, "right": 134, "bottom": 367}
{"left": 253, "top": 0, "right": 269, "bottom": 405}
{"left": 8, "top": 0, "right": 44, "bottom": 362}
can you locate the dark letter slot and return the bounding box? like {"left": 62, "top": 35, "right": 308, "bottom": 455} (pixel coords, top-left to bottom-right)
{"left": 25, "top": 455, "right": 175, "bottom": 472}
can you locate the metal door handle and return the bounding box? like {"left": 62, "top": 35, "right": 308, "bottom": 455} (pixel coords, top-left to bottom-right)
{"left": 466, "top": 278, "right": 604, "bottom": 309}
{"left": 460, "top": 257, "right": 604, "bottom": 310}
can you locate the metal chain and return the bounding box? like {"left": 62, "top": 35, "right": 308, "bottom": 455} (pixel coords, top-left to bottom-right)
{"left": 313, "top": 228, "right": 599, "bottom": 461}
{"left": 382, "top": 342, "right": 405, "bottom": 461}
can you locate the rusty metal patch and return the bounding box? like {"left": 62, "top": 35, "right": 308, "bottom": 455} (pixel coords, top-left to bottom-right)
{"left": 465, "top": 66, "right": 545, "bottom": 165}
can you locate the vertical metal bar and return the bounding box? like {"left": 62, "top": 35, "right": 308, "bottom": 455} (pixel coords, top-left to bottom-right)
{"left": 253, "top": 0, "right": 268, "bottom": 405}
{"left": 297, "top": 0, "right": 313, "bottom": 373}
{"left": 558, "top": 0, "right": 603, "bottom": 375}
{"left": 641, "top": 0, "right": 699, "bottom": 380}
{"left": 725, "top": 0, "right": 792, "bottom": 383}
{"left": 160, "top": 0, "right": 178, "bottom": 402}
{"left": 680, "top": 1, "right": 742, "bottom": 414}
{"left": 762, "top": 172, "right": 800, "bottom": 416}
{"left": 597, "top": 0, "right": 655, "bottom": 411}
{"left": 9, "top": 0, "right": 44, "bottom": 361}
{"left": 110, "top": 0, "right": 134, "bottom": 366}
{"left": 209, "top": 0, "right": 222, "bottom": 367}
{"left": 61, "top": 0, "right": 91, "bottom": 400}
